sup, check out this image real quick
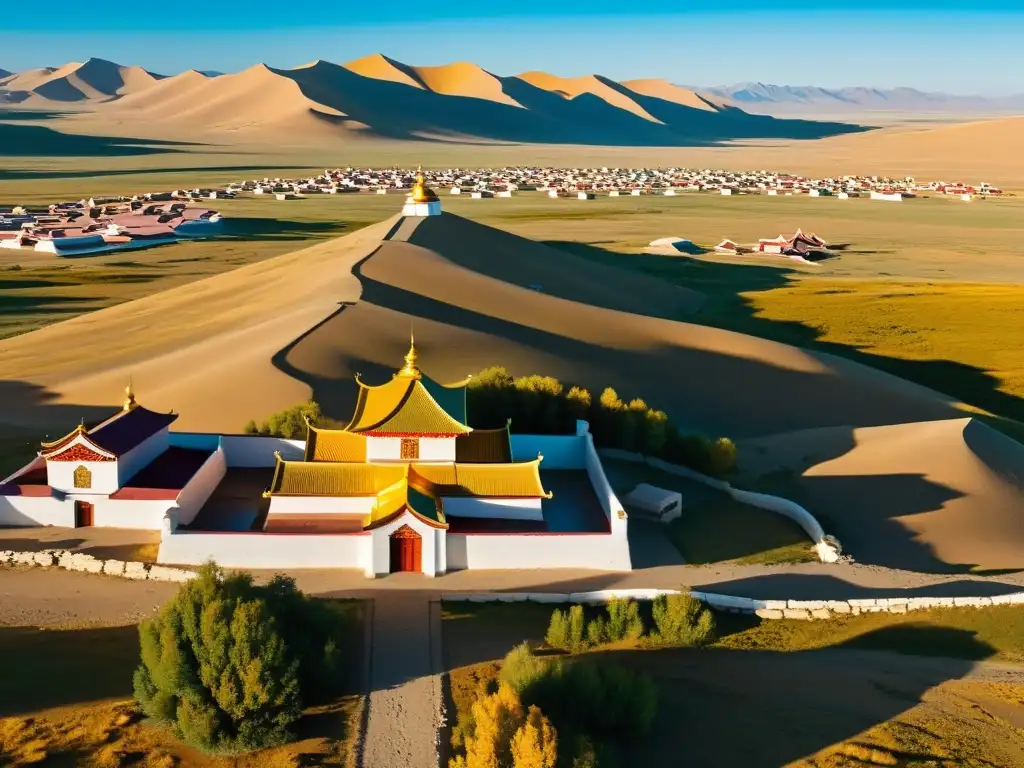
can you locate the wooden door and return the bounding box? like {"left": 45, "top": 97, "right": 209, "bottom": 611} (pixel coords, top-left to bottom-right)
{"left": 74, "top": 501, "right": 94, "bottom": 527}
{"left": 389, "top": 525, "right": 422, "bottom": 573}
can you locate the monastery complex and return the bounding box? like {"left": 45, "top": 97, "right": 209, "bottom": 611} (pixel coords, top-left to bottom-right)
{"left": 0, "top": 279, "right": 631, "bottom": 575}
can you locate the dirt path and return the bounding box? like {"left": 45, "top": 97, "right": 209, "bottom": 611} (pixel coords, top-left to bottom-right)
{"left": 361, "top": 595, "right": 443, "bottom": 768}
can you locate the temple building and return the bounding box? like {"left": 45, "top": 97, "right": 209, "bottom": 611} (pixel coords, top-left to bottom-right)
{"left": 401, "top": 166, "right": 442, "bottom": 217}
{"left": 2, "top": 343, "right": 632, "bottom": 576}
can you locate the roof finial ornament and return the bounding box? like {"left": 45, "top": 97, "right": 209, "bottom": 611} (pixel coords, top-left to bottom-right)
{"left": 123, "top": 375, "right": 136, "bottom": 411}
{"left": 398, "top": 328, "right": 421, "bottom": 379}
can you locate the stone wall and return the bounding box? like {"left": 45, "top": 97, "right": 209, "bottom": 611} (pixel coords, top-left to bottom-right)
{"left": 0, "top": 548, "right": 195, "bottom": 582}
{"left": 440, "top": 589, "right": 1024, "bottom": 619}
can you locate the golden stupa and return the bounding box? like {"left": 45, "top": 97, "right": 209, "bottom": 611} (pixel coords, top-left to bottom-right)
{"left": 409, "top": 165, "right": 439, "bottom": 203}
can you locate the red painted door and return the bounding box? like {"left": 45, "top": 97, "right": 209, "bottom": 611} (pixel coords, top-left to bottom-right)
{"left": 74, "top": 501, "right": 94, "bottom": 527}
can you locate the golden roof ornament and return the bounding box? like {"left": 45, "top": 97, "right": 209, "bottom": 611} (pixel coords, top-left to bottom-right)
{"left": 397, "top": 332, "right": 422, "bottom": 379}
{"left": 123, "top": 376, "right": 137, "bottom": 411}
{"left": 410, "top": 165, "right": 437, "bottom": 203}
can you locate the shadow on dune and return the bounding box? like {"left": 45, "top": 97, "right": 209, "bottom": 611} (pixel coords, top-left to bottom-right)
{"left": 0, "top": 164, "right": 319, "bottom": 182}
{"left": 278, "top": 61, "right": 866, "bottom": 146}
{"left": 688, "top": 572, "right": 1023, "bottom": 600}
{"left": 553, "top": 241, "right": 1024, "bottom": 428}
{"left": 0, "top": 122, "right": 190, "bottom": 157}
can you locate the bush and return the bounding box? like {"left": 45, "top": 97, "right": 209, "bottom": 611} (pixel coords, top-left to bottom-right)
{"left": 649, "top": 593, "right": 716, "bottom": 647}
{"left": 244, "top": 401, "right": 322, "bottom": 438}
{"left": 605, "top": 598, "right": 645, "bottom": 644}
{"left": 451, "top": 683, "right": 558, "bottom": 768}
{"left": 133, "top": 563, "right": 349, "bottom": 753}
{"left": 501, "top": 642, "right": 552, "bottom": 697}
{"left": 546, "top": 605, "right": 589, "bottom": 653}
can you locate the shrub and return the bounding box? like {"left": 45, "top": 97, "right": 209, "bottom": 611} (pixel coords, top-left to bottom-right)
{"left": 452, "top": 683, "right": 559, "bottom": 768}
{"left": 511, "top": 706, "right": 558, "bottom": 768}
{"left": 710, "top": 437, "right": 738, "bottom": 476}
{"left": 501, "top": 643, "right": 551, "bottom": 697}
{"left": 545, "top": 605, "right": 589, "bottom": 654}
{"left": 650, "top": 593, "right": 716, "bottom": 647}
{"left": 133, "top": 563, "right": 349, "bottom": 753}
{"left": 605, "top": 598, "right": 644, "bottom": 643}
{"left": 244, "top": 401, "right": 322, "bottom": 438}
{"left": 585, "top": 616, "right": 608, "bottom": 648}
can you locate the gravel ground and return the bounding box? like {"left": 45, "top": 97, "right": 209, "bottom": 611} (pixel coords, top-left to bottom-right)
{"left": 361, "top": 595, "right": 443, "bottom": 768}
{"left": 0, "top": 566, "right": 176, "bottom": 627}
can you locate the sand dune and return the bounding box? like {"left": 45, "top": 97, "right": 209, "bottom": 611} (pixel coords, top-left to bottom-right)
{"left": 410, "top": 62, "right": 522, "bottom": 107}
{"left": 516, "top": 71, "right": 663, "bottom": 123}
{"left": 28, "top": 54, "right": 861, "bottom": 146}
{"left": 740, "top": 418, "right": 1024, "bottom": 572}
{"left": 1, "top": 58, "right": 162, "bottom": 102}
{"left": 1, "top": 211, "right": 1013, "bottom": 570}
{"left": 620, "top": 79, "right": 724, "bottom": 112}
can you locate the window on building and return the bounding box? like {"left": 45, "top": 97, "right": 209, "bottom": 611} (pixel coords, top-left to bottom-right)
{"left": 73, "top": 465, "right": 92, "bottom": 489}
{"left": 400, "top": 438, "right": 419, "bottom": 460}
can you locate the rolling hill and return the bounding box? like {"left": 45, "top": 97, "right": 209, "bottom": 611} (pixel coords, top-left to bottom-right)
{"left": 2, "top": 210, "right": 1018, "bottom": 571}
{"left": 2, "top": 55, "right": 864, "bottom": 145}
{"left": 0, "top": 58, "right": 164, "bottom": 103}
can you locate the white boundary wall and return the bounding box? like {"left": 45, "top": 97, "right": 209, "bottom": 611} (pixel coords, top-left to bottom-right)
{"left": 600, "top": 448, "right": 838, "bottom": 562}
{"left": 440, "top": 589, "right": 1024, "bottom": 619}
{"left": 175, "top": 448, "right": 227, "bottom": 526}
{"left": 159, "top": 531, "right": 372, "bottom": 572}
{"left": 0, "top": 495, "right": 75, "bottom": 527}
{"left": 447, "top": 533, "right": 631, "bottom": 571}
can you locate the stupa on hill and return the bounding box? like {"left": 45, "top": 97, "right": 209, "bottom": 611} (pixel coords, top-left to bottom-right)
{"left": 402, "top": 166, "right": 441, "bottom": 217}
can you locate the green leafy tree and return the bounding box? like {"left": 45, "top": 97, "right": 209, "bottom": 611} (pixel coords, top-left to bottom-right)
{"left": 133, "top": 563, "right": 347, "bottom": 754}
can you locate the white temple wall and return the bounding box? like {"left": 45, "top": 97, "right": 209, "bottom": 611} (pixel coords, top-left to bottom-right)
{"left": 583, "top": 431, "right": 628, "bottom": 536}
{"left": 118, "top": 429, "right": 171, "bottom": 486}
{"left": 175, "top": 448, "right": 228, "bottom": 526}
{"left": 219, "top": 436, "right": 304, "bottom": 467}
{"left": 158, "top": 531, "right": 372, "bottom": 571}
{"left": 441, "top": 497, "right": 544, "bottom": 520}
{"left": 446, "top": 532, "right": 631, "bottom": 571}
{"left": 511, "top": 433, "right": 586, "bottom": 468}
{"left": 0, "top": 496, "right": 74, "bottom": 527}
{"left": 92, "top": 498, "right": 173, "bottom": 529}
{"left": 417, "top": 438, "right": 457, "bottom": 462}
{"left": 267, "top": 496, "right": 376, "bottom": 514}
{"left": 366, "top": 437, "right": 402, "bottom": 462}
{"left": 48, "top": 459, "right": 119, "bottom": 495}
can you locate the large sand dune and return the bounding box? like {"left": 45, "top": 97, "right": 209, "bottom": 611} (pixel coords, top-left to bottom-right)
{"left": 1, "top": 58, "right": 161, "bottom": 103}
{"left": 740, "top": 418, "right": 1024, "bottom": 572}
{"left": 31, "top": 54, "right": 861, "bottom": 146}
{"left": 1, "top": 212, "right": 1018, "bottom": 570}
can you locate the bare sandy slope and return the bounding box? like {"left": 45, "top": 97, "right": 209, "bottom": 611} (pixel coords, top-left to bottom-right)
{"left": 0, "top": 217, "right": 398, "bottom": 431}
{"left": 2, "top": 59, "right": 161, "bottom": 103}
{"left": 410, "top": 62, "right": 522, "bottom": 107}
{"left": 620, "top": 79, "right": 723, "bottom": 111}
{"left": 101, "top": 64, "right": 348, "bottom": 137}
{"left": 515, "top": 71, "right": 663, "bottom": 123}
{"left": 740, "top": 418, "right": 1024, "bottom": 572}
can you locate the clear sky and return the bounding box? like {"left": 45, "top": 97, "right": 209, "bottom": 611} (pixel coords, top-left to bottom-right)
{"left": 5, "top": 1, "right": 1022, "bottom": 95}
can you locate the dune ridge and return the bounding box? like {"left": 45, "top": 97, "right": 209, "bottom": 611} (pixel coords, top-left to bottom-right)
{"left": 9, "top": 54, "right": 863, "bottom": 146}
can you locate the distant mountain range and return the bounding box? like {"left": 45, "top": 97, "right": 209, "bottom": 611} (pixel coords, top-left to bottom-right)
{"left": 700, "top": 82, "right": 1024, "bottom": 114}
{"left": 0, "top": 57, "right": 867, "bottom": 147}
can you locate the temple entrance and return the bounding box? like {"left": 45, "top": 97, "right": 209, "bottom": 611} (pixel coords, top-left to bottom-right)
{"left": 389, "top": 525, "right": 422, "bottom": 573}
{"left": 74, "top": 500, "right": 94, "bottom": 527}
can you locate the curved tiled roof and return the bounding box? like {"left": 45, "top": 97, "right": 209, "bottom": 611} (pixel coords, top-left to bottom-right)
{"left": 347, "top": 377, "right": 471, "bottom": 436}
{"left": 304, "top": 424, "right": 367, "bottom": 462}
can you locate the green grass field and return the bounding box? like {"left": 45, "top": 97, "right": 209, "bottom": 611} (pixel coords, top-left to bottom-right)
{"left": 2, "top": 166, "right": 1022, "bottom": 442}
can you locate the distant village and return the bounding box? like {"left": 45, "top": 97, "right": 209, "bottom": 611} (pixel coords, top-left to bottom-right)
{"left": 228, "top": 166, "right": 1006, "bottom": 201}
{"left": 0, "top": 166, "right": 1005, "bottom": 257}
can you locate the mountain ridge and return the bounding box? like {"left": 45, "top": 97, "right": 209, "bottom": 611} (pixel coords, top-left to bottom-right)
{"left": 1, "top": 54, "right": 866, "bottom": 147}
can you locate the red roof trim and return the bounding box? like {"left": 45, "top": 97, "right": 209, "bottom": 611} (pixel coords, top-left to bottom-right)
{"left": 108, "top": 487, "right": 180, "bottom": 501}
{"left": 363, "top": 432, "right": 463, "bottom": 438}
{"left": 0, "top": 484, "right": 53, "bottom": 498}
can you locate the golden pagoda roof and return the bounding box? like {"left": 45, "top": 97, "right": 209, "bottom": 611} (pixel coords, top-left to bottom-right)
{"left": 266, "top": 457, "right": 407, "bottom": 496}
{"left": 410, "top": 458, "right": 550, "bottom": 498}
{"left": 346, "top": 337, "right": 471, "bottom": 436}
{"left": 364, "top": 476, "right": 448, "bottom": 530}
{"left": 304, "top": 423, "right": 367, "bottom": 462}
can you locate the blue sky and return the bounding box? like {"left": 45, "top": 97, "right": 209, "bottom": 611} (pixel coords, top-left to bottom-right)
{"left": 5, "top": 2, "right": 1023, "bottom": 94}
